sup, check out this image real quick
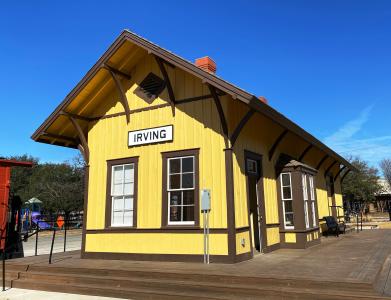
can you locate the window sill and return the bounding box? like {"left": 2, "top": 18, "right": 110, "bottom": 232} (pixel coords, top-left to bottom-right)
{"left": 105, "top": 226, "right": 135, "bottom": 231}
{"left": 162, "top": 225, "right": 200, "bottom": 230}
{"left": 280, "top": 227, "right": 320, "bottom": 233}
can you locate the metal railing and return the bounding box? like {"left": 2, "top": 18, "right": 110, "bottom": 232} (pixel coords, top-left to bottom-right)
{"left": 1, "top": 214, "right": 83, "bottom": 291}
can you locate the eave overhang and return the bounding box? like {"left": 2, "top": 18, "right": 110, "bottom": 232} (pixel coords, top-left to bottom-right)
{"left": 31, "top": 30, "right": 356, "bottom": 172}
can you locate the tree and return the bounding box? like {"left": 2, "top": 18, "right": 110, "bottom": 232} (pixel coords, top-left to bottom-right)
{"left": 380, "top": 159, "right": 391, "bottom": 188}
{"left": 8, "top": 155, "right": 84, "bottom": 216}
{"left": 342, "top": 157, "right": 382, "bottom": 214}
{"left": 380, "top": 159, "right": 391, "bottom": 217}
{"left": 8, "top": 154, "right": 39, "bottom": 200}
{"left": 28, "top": 162, "right": 84, "bottom": 216}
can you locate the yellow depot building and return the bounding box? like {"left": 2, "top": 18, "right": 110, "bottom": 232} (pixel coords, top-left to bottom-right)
{"left": 32, "top": 30, "right": 354, "bottom": 263}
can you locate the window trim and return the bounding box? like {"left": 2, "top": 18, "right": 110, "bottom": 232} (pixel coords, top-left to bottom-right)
{"left": 302, "top": 173, "right": 310, "bottom": 229}
{"left": 162, "top": 149, "right": 200, "bottom": 228}
{"left": 105, "top": 157, "right": 139, "bottom": 228}
{"left": 246, "top": 158, "right": 258, "bottom": 175}
{"left": 280, "top": 172, "right": 294, "bottom": 229}
{"left": 308, "top": 175, "right": 317, "bottom": 227}
{"left": 167, "top": 156, "right": 196, "bottom": 225}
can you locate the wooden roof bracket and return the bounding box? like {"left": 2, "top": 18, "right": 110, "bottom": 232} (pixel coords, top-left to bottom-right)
{"left": 298, "top": 144, "right": 313, "bottom": 162}
{"left": 230, "top": 108, "right": 255, "bottom": 147}
{"left": 102, "top": 65, "right": 131, "bottom": 123}
{"left": 68, "top": 116, "right": 90, "bottom": 164}
{"left": 268, "top": 129, "right": 288, "bottom": 161}
{"left": 316, "top": 154, "right": 329, "bottom": 170}
{"left": 155, "top": 56, "right": 176, "bottom": 117}
{"left": 208, "top": 84, "right": 229, "bottom": 148}
{"left": 176, "top": 94, "right": 213, "bottom": 104}
{"left": 334, "top": 165, "right": 347, "bottom": 181}
{"left": 103, "top": 64, "right": 131, "bottom": 80}
{"left": 77, "top": 144, "right": 88, "bottom": 163}
{"left": 340, "top": 168, "right": 352, "bottom": 183}
{"left": 60, "top": 111, "right": 93, "bottom": 122}
{"left": 324, "top": 161, "right": 337, "bottom": 176}
{"left": 40, "top": 132, "right": 79, "bottom": 145}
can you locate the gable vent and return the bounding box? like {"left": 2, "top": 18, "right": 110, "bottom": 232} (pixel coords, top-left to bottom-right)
{"left": 134, "top": 72, "right": 166, "bottom": 103}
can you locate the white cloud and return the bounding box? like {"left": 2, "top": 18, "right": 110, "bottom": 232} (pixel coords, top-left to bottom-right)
{"left": 323, "top": 105, "right": 391, "bottom": 167}
{"left": 324, "top": 105, "right": 373, "bottom": 145}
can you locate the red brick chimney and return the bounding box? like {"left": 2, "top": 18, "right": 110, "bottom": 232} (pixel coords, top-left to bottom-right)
{"left": 195, "top": 56, "right": 216, "bottom": 74}
{"left": 258, "top": 96, "right": 268, "bottom": 104}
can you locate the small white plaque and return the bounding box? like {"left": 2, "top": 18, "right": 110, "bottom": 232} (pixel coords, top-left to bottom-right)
{"left": 128, "top": 125, "right": 173, "bottom": 147}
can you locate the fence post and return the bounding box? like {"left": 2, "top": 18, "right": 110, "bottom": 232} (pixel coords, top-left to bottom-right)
{"left": 3, "top": 211, "right": 11, "bottom": 292}
{"left": 2, "top": 249, "right": 5, "bottom": 291}
{"left": 1, "top": 229, "right": 3, "bottom": 292}
{"left": 49, "top": 229, "right": 56, "bottom": 264}
{"left": 356, "top": 213, "right": 359, "bottom": 233}
{"left": 63, "top": 216, "right": 67, "bottom": 252}
{"left": 35, "top": 222, "right": 39, "bottom": 256}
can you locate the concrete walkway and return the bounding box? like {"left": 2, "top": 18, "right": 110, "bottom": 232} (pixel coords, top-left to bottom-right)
{"left": 0, "top": 288, "right": 121, "bottom": 300}
{"left": 22, "top": 229, "right": 81, "bottom": 257}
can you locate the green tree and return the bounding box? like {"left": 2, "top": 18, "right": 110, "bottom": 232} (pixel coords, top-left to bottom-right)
{"left": 28, "top": 162, "right": 84, "bottom": 216}
{"left": 342, "top": 157, "right": 382, "bottom": 213}
{"left": 380, "top": 159, "right": 391, "bottom": 188}
{"left": 8, "top": 154, "right": 39, "bottom": 201}
{"left": 8, "top": 155, "right": 84, "bottom": 216}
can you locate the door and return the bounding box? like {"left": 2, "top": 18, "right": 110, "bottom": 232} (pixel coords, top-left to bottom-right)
{"left": 245, "top": 154, "right": 265, "bottom": 253}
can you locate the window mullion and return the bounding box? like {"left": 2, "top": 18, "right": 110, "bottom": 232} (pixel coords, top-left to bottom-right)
{"left": 179, "top": 158, "right": 182, "bottom": 189}
{"left": 122, "top": 165, "right": 125, "bottom": 196}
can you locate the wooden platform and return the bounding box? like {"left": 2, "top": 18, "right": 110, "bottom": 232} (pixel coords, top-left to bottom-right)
{"left": 2, "top": 230, "right": 391, "bottom": 299}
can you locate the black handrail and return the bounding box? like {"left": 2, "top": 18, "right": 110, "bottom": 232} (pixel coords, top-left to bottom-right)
{"left": 49, "top": 229, "right": 56, "bottom": 264}
{"left": 1, "top": 216, "right": 81, "bottom": 291}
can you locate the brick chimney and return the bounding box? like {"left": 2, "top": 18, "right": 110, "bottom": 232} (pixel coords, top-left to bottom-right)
{"left": 195, "top": 56, "right": 216, "bottom": 74}
{"left": 258, "top": 96, "right": 268, "bottom": 104}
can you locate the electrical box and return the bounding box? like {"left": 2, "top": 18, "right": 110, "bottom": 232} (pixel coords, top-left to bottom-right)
{"left": 201, "top": 189, "right": 211, "bottom": 211}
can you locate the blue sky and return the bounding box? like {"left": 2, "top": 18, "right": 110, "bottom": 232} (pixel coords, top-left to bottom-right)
{"left": 0, "top": 1, "right": 390, "bottom": 169}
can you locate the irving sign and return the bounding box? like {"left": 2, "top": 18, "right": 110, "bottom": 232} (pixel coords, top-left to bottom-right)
{"left": 128, "top": 125, "right": 173, "bottom": 147}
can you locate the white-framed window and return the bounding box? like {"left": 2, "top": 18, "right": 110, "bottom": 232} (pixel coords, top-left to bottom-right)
{"left": 111, "top": 163, "right": 135, "bottom": 227}
{"left": 309, "top": 175, "right": 317, "bottom": 227}
{"left": 302, "top": 173, "right": 310, "bottom": 229}
{"left": 167, "top": 156, "right": 195, "bottom": 225}
{"left": 247, "top": 159, "right": 258, "bottom": 175}
{"left": 280, "top": 172, "right": 294, "bottom": 229}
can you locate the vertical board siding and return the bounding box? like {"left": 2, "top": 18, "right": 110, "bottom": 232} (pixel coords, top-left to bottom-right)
{"left": 285, "top": 232, "right": 296, "bottom": 243}
{"left": 228, "top": 99, "right": 283, "bottom": 231}
{"left": 86, "top": 233, "right": 228, "bottom": 255}
{"left": 87, "top": 57, "right": 227, "bottom": 232}
{"left": 266, "top": 227, "right": 280, "bottom": 246}
{"left": 84, "top": 52, "right": 343, "bottom": 257}
{"left": 305, "top": 150, "right": 333, "bottom": 221}
{"left": 235, "top": 231, "right": 251, "bottom": 255}
{"left": 228, "top": 98, "right": 334, "bottom": 247}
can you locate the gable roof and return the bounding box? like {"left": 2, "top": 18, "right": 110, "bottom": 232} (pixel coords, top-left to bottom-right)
{"left": 31, "top": 29, "right": 354, "bottom": 171}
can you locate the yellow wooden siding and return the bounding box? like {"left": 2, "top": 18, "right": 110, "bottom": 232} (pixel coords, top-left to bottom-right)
{"left": 306, "top": 233, "right": 312, "bottom": 242}
{"left": 266, "top": 227, "right": 280, "bottom": 246}
{"left": 82, "top": 51, "right": 346, "bottom": 256}
{"left": 85, "top": 233, "right": 228, "bottom": 255}
{"left": 316, "top": 186, "right": 329, "bottom": 220}
{"left": 333, "top": 176, "right": 344, "bottom": 217}
{"left": 226, "top": 99, "right": 284, "bottom": 229}
{"left": 263, "top": 165, "right": 280, "bottom": 225}
{"left": 285, "top": 232, "right": 296, "bottom": 243}
{"left": 86, "top": 56, "right": 228, "bottom": 231}
{"left": 235, "top": 231, "right": 251, "bottom": 255}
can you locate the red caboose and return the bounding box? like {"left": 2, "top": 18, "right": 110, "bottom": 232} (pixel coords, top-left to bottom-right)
{"left": 0, "top": 159, "right": 32, "bottom": 250}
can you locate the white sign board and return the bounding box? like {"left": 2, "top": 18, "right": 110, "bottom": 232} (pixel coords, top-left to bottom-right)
{"left": 128, "top": 125, "right": 173, "bottom": 147}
